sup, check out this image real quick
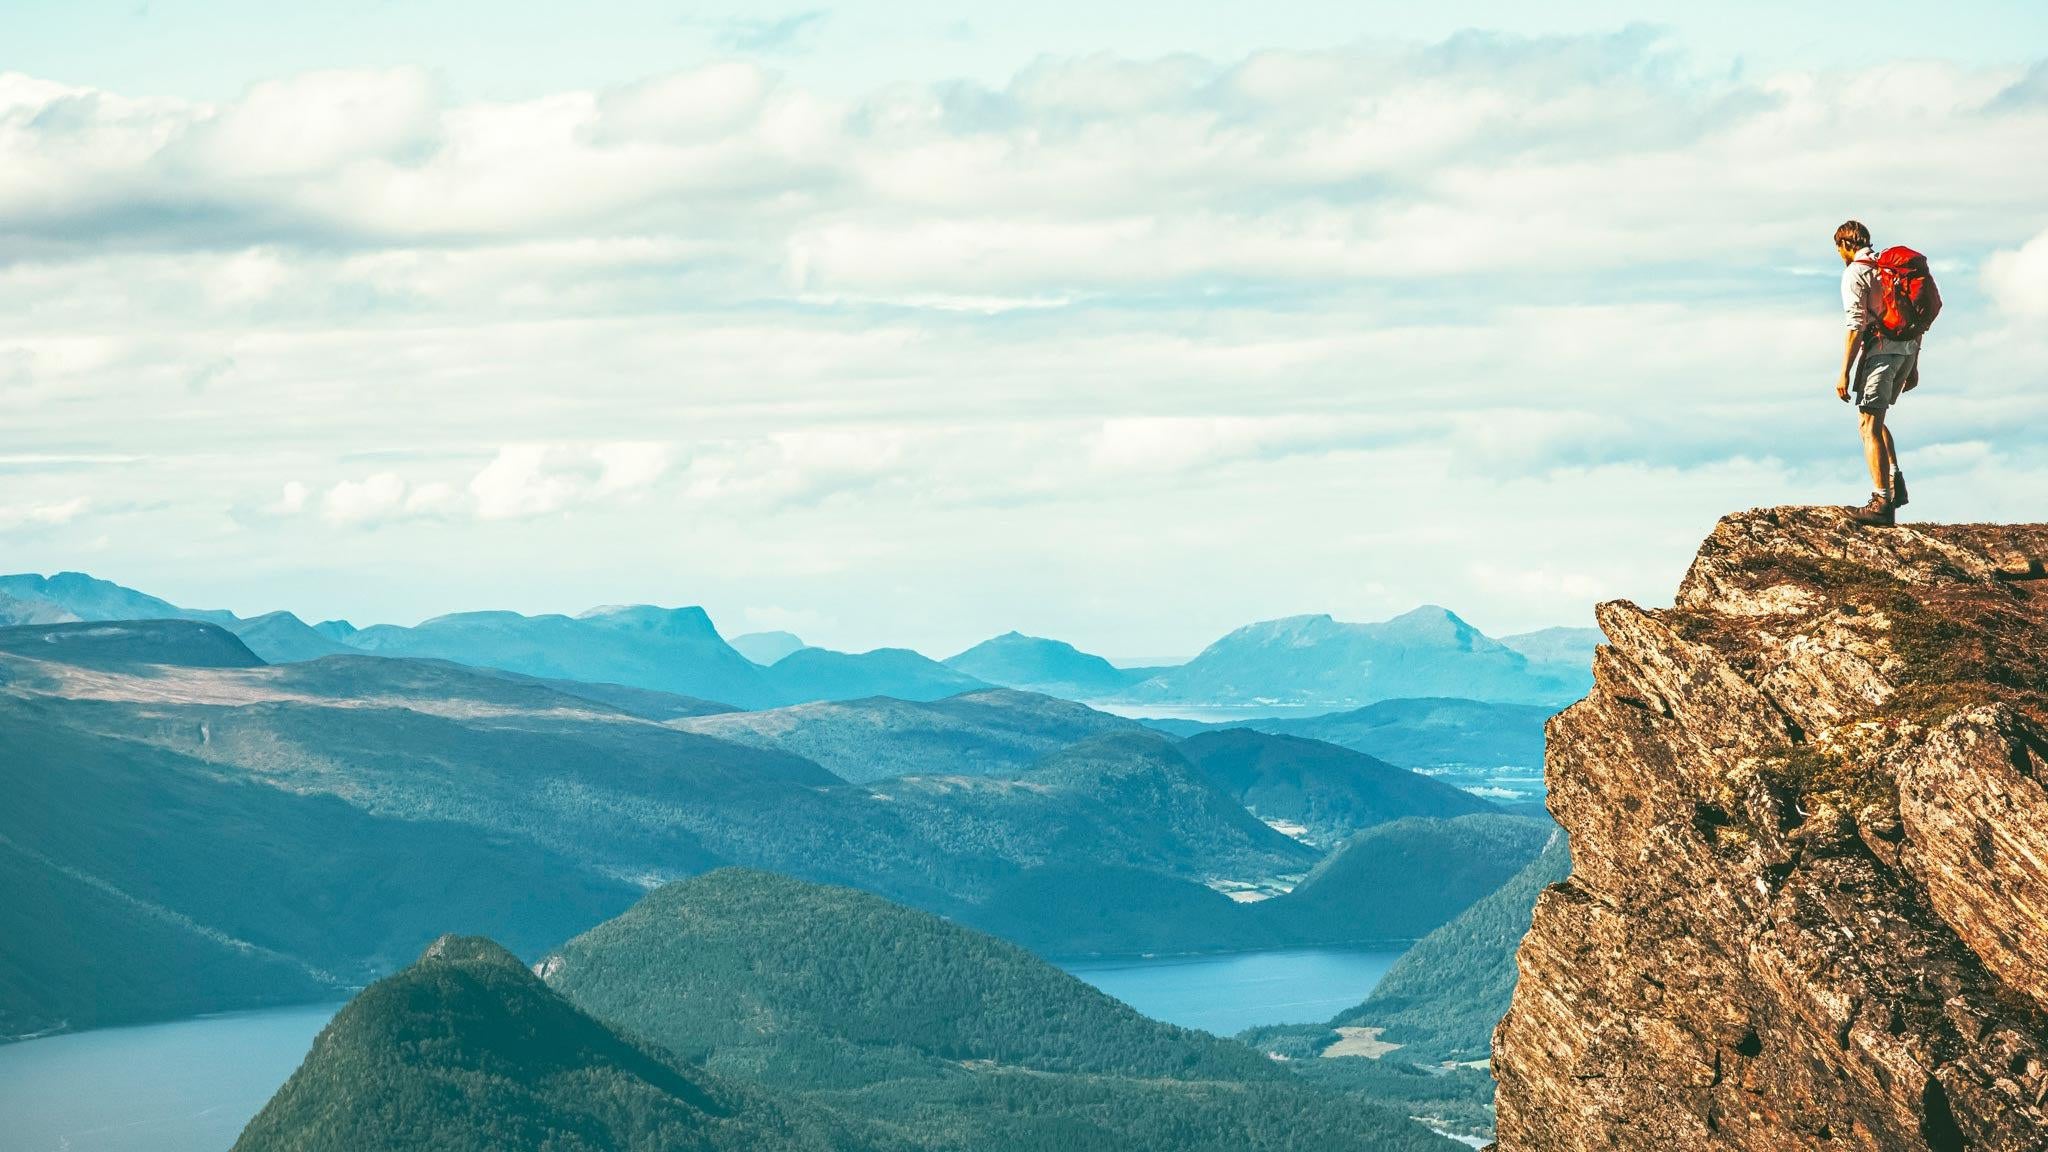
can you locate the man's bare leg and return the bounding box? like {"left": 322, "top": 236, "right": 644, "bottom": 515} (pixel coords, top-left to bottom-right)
{"left": 1860, "top": 410, "right": 1890, "bottom": 495}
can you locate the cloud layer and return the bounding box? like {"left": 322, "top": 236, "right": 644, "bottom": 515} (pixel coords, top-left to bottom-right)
{"left": 3, "top": 33, "right": 2046, "bottom": 654}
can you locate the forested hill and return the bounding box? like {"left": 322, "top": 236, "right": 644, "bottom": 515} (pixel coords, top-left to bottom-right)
{"left": 535, "top": 869, "right": 1462, "bottom": 1150}
{"left": 1337, "top": 830, "right": 1571, "bottom": 1062}
{"left": 232, "top": 935, "right": 897, "bottom": 1152}
{"left": 540, "top": 867, "right": 1279, "bottom": 1087}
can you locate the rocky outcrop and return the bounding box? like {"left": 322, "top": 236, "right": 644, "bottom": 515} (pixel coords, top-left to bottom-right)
{"left": 1493, "top": 507, "right": 2048, "bottom": 1151}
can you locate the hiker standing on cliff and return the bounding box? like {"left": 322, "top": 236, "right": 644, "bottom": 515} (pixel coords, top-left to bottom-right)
{"left": 1835, "top": 219, "right": 1942, "bottom": 526}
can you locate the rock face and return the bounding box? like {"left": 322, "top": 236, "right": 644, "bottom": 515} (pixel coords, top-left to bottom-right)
{"left": 1493, "top": 507, "right": 2048, "bottom": 1151}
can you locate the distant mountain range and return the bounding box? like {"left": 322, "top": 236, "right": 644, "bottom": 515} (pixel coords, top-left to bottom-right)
{"left": 1120, "top": 607, "right": 1591, "bottom": 708}
{"left": 237, "top": 874, "right": 1464, "bottom": 1152}
{"left": 0, "top": 571, "right": 1593, "bottom": 711}
{"left": 0, "top": 573, "right": 982, "bottom": 709}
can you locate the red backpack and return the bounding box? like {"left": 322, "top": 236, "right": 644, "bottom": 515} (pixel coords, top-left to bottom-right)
{"left": 1856, "top": 246, "right": 1943, "bottom": 341}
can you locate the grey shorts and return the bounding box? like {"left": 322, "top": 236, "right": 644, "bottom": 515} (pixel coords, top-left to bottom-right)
{"left": 1853, "top": 348, "right": 1917, "bottom": 413}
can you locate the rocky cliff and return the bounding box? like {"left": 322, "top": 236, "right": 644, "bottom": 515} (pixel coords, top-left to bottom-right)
{"left": 1493, "top": 507, "right": 2048, "bottom": 1151}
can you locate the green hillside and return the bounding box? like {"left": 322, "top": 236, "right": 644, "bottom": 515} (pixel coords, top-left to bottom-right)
{"left": 544, "top": 868, "right": 1278, "bottom": 1085}
{"left": 966, "top": 862, "right": 1283, "bottom": 957}
{"left": 677, "top": 687, "right": 1137, "bottom": 783}
{"left": 0, "top": 833, "right": 339, "bottom": 1040}
{"left": 0, "top": 696, "right": 642, "bottom": 1035}
{"left": 1245, "top": 697, "right": 1552, "bottom": 770}
{"left": 541, "top": 870, "right": 1459, "bottom": 1151}
{"left": 1256, "top": 814, "right": 1554, "bottom": 943}
{"left": 233, "top": 935, "right": 893, "bottom": 1152}
{"left": 1179, "top": 728, "right": 1496, "bottom": 845}
{"left": 1334, "top": 830, "right": 1571, "bottom": 1061}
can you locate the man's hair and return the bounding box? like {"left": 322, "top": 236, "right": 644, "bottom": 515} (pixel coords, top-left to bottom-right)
{"left": 1834, "top": 219, "right": 1871, "bottom": 250}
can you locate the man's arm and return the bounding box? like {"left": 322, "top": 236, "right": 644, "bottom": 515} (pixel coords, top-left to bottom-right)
{"left": 1839, "top": 260, "right": 1870, "bottom": 401}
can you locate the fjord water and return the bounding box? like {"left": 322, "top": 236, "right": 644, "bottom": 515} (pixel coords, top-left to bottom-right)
{"left": 0, "top": 1003, "right": 342, "bottom": 1152}
{"left": 0, "top": 948, "right": 1401, "bottom": 1152}
{"left": 1060, "top": 947, "right": 1405, "bottom": 1036}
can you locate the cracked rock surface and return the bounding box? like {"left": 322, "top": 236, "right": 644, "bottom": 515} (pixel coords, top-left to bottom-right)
{"left": 1492, "top": 507, "right": 2048, "bottom": 1151}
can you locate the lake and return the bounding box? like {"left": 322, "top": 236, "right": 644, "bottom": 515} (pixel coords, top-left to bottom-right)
{"left": 0, "top": 1002, "right": 343, "bottom": 1152}
{"left": 1059, "top": 947, "right": 1404, "bottom": 1036}
{"left": 0, "top": 947, "right": 1401, "bottom": 1152}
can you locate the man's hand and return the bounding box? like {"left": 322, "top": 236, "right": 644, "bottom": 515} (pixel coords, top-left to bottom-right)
{"left": 1836, "top": 373, "right": 1851, "bottom": 402}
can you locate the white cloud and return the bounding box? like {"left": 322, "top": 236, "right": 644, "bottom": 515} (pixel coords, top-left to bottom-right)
{"left": 1984, "top": 226, "right": 2048, "bottom": 317}
{"left": 271, "top": 481, "right": 309, "bottom": 514}
{"left": 322, "top": 472, "right": 408, "bottom": 523}
{"left": 467, "top": 443, "right": 673, "bottom": 520}
{"left": 0, "top": 497, "right": 87, "bottom": 528}
{"left": 168, "top": 69, "right": 440, "bottom": 181}
{"left": 592, "top": 441, "right": 672, "bottom": 493}
{"left": 469, "top": 446, "right": 578, "bottom": 520}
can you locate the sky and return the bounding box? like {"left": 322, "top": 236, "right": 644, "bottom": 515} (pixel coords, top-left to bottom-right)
{"left": 3, "top": 3, "right": 2047, "bottom": 658}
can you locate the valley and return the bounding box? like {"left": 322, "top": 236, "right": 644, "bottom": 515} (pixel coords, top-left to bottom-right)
{"left": 0, "top": 569, "right": 1588, "bottom": 1149}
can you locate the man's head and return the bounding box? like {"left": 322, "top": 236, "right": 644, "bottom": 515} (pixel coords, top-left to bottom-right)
{"left": 1835, "top": 219, "right": 1871, "bottom": 263}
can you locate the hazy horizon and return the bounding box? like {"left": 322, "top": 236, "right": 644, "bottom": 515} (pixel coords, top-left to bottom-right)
{"left": 3, "top": 564, "right": 1594, "bottom": 665}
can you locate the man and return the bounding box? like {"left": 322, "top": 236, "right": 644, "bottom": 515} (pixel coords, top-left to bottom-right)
{"left": 1834, "top": 219, "right": 1918, "bottom": 526}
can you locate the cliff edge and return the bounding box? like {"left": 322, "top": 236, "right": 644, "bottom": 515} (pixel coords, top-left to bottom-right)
{"left": 1493, "top": 507, "right": 2048, "bottom": 1151}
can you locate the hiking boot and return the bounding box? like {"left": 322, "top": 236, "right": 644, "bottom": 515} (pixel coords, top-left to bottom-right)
{"left": 1850, "top": 492, "right": 1895, "bottom": 527}
{"left": 1891, "top": 471, "right": 1909, "bottom": 508}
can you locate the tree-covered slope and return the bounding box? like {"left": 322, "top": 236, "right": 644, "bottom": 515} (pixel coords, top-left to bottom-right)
{"left": 1334, "top": 829, "right": 1570, "bottom": 1062}
{"left": 1255, "top": 813, "right": 1555, "bottom": 943}
{"left": 0, "top": 696, "right": 644, "bottom": 1035}
{"left": 0, "top": 832, "right": 340, "bottom": 1040}
{"left": 233, "top": 935, "right": 893, "bottom": 1152}
{"left": 1239, "top": 696, "right": 1553, "bottom": 770}
{"left": 998, "top": 730, "right": 1317, "bottom": 876}
{"left": 541, "top": 870, "right": 1461, "bottom": 1152}
{"left": 543, "top": 868, "right": 1281, "bottom": 1086}
{"left": 1178, "top": 728, "right": 1497, "bottom": 845}
{"left": 677, "top": 687, "right": 1137, "bottom": 783}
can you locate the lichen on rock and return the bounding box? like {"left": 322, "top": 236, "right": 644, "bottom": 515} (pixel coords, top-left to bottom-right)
{"left": 1492, "top": 506, "right": 2048, "bottom": 1151}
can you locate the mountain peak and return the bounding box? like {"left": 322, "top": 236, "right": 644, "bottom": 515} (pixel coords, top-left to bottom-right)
{"left": 1494, "top": 507, "right": 2048, "bottom": 1149}
{"left": 419, "top": 932, "right": 527, "bottom": 972}
{"left": 576, "top": 603, "right": 719, "bottom": 635}
{"left": 1388, "top": 603, "right": 1464, "bottom": 625}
